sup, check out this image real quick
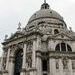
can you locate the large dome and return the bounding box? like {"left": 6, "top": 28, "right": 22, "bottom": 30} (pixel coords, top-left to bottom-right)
{"left": 28, "top": 2, "right": 63, "bottom": 24}
{"left": 25, "top": 2, "right": 67, "bottom": 34}
{"left": 28, "top": 9, "right": 63, "bottom": 24}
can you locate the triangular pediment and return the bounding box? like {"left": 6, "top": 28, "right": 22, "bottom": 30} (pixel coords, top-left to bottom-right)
{"left": 8, "top": 32, "right": 24, "bottom": 41}
{"left": 53, "top": 32, "right": 73, "bottom": 40}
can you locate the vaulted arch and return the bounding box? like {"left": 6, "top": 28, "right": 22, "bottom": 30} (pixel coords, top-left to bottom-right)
{"left": 55, "top": 44, "right": 60, "bottom": 51}
{"left": 14, "top": 49, "right": 23, "bottom": 75}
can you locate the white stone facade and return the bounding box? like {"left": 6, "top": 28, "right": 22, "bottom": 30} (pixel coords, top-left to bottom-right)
{"left": 0, "top": 1, "right": 75, "bottom": 75}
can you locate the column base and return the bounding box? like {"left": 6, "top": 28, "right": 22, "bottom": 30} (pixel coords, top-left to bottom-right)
{"left": 20, "top": 68, "right": 26, "bottom": 75}
{"left": 2, "top": 70, "right": 8, "bottom": 75}
{"left": 0, "top": 71, "right": 2, "bottom": 75}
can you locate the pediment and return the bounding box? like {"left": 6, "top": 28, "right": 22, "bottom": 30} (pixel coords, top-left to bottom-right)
{"left": 53, "top": 33, "right": 73, "bottom": 40}
{"left": 8, "top": 32, "right": 24, "bottom": 41}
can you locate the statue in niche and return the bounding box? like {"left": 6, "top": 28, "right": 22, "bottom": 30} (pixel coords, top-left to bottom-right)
{"left": 62, "top": 57, "right": 68, "bottom": 69}
{"left": 26, "top": 54, "right": 32, "bottom": 68}
{"left": 56, "top": 59, "right": 59, "bottom": 69}
{"left": 27, "top": 42, "right": 33, "bottom": 52}
{"left": 3, "top": 58, "right": 6, "bottom": 70}
{"left": 72, "top": 60, "right": 75, "bottom": 69}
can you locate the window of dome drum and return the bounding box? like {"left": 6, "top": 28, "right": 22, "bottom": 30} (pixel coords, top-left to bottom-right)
{"left": 54, "top": 29, "right": 59, "bottom": 34}
{"left": 55, "top": 43, "right": 72, "bottom": 52}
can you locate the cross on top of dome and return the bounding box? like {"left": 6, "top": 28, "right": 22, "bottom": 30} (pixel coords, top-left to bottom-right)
{"left": 41, "top": 0, "right": 50, "bottom": 9}
{"left": 44, "top": 0, "right": 46, "bottom": 3}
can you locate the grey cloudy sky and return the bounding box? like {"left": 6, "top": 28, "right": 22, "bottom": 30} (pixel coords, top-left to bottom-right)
{"left": 0, "top": 0, "right": 75, "bottom": 56}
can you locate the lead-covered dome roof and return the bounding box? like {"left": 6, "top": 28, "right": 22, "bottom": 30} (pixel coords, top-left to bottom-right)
{"left": 28, "top": 2, "right": 63, "bottom": 24}
{"left": 25, "top": 2, "right": 67, "bottom": 34}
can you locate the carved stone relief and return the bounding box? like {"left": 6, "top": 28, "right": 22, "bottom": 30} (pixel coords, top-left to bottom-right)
{"left": 38, "top": 23, "right": 52, "bottom": 34}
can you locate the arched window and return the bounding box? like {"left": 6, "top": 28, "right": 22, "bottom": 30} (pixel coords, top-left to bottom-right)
{"left": 54, "top": 29, "right": 59, "bottom": 34}
{"left": 55, "top": 43, "right": 72, "bottom": 52}
{"left": 55, "top": 44, "right": 60, "bottom": 51}
{"left": 61, "top": 43, "right": 66, "bottom": 51}
{"left": 67, "top": 44, "right": 72, "bottom": 52}
{"left": 14, "top": 49, "right": 23, "bottom": 75}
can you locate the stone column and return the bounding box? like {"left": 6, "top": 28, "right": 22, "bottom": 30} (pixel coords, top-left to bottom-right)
{"left": 8, "top": 56, "right": 15, "bottom": 75}
{"left": 36, "top": 36, "right": 42, "bottom": 75}
{"left": 48, "top": 40, "right": 54, "bottom": 51}
{"left": 0, "top": 57, "right": 3, "bottom": 71}
{"left": 3, "top": 48, "right": 11, "bottom": 75}
{"left": 36, "top": 36, "right": 41, "bottom": 51}
{"left": 20, "top": 43, "right": 27, "bottom": 75}
{"left": 59, "top": 59, "right": 63, "bottom": 75}
{"left": 68, "top": 59, "right": 73, "bottom": 75}
{"left": 36, "top": 56, "right": 42, "bottom": 75}
{"left": 32, "top": 40, "right": 36, "bottom": 68}
{"left": 30, "top": 40, "right": 37, "bottom": 75}
{"left": 6, "top": 48, "right": 10, "bottom": 70}
{"left": 0, "top": 56, "right": 3, "bottom": 75}
{"left": 49, "top": 58, "right": 56, "bottom": 75}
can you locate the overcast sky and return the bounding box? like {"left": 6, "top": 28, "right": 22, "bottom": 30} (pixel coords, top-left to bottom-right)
{"left": 0, "top": 0, "right": 75, "bottom": 56}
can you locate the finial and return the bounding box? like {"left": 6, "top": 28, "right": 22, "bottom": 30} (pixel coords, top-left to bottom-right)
{"left": 4, "top": 34, "right": 8, "bottom": 41}
{"left": 69, "top": 27, "right": 72, "bottom": 32}
{"left": 17, "top": 22, "right": 21, "bottom": 31}
{"left": 44, "top": 0, "right": 46, "bottom": 3}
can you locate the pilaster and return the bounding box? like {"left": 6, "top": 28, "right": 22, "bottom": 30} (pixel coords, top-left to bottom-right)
{"left": 36, "top": 56, "right": 42, "bottom": 75}
{"left": 20, "top": 43, "right": 27, "bottom": 75}
{"left": 59, "top": 58, "right": 63, "bottom": 75}
{"left": 8, "top": 56, "right": 15, "bottom": 75}
{"left": 32, "top": 40, "right": 36, "bottom": 68}
{"left": 68, "top": 59, "right": 73, "bottom": 75}
{"left": 6, "top": 48, "right": 10, "bottom": 70}
{"left": 31, "top": 40, "right": 36, "bottom": 75}
{"left": 3, "top": 48, "right": 11, "bottom": 75}
{"left": 49, "top": 58, "right": 56, "bottom": 75}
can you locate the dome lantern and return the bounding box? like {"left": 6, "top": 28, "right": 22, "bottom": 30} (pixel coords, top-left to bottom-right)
{"left": 41, "top": 0, "right": 50, "bottom": 9}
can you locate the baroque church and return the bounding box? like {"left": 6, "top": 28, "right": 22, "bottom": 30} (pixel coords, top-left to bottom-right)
{"left": 0, "top": 1, "right": 75, "bottom": 75}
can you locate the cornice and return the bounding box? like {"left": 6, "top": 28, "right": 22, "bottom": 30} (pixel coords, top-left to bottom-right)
{"left": 48, "top": 51, "right": 75, "bottom": 59}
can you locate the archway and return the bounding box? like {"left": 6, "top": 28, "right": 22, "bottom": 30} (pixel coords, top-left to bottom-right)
{"left": 14, "top": 49, "right": 23, "bottom": 75}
